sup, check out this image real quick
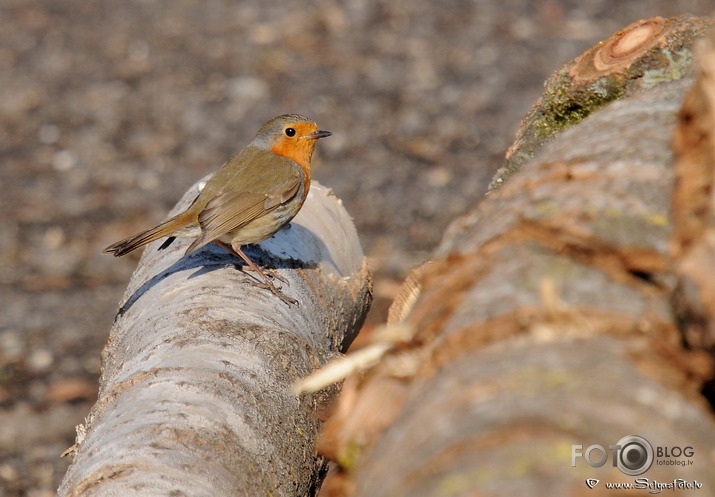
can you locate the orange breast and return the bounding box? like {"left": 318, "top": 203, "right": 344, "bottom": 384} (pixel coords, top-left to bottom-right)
{"left": 269, "top": 122, "right": 319, "bottom": 193}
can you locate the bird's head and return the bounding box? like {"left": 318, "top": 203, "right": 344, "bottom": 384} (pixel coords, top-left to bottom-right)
{"left": 253, "top": 114, "right": 332, "bottom": 171}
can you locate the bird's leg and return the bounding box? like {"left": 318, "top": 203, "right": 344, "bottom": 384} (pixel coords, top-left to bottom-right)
{"left": 214, "top": 240, "right": 297, "bottom": 306}
{"left": 213, "top": 240, "right": 288, "bottom": 283}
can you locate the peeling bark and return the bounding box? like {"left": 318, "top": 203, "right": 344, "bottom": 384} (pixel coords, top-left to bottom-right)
{"left": 57, "top": 182, "right": 372, "bottom": 497}
{"left": 672, "top": 15, "right": 715, "bottom": 375}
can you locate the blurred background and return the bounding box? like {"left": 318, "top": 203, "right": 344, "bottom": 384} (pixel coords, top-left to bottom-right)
{"left": 1, "top": 0, "right": 713, "bottom": 495}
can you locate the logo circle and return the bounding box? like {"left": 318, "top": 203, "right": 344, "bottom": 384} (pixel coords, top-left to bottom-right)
{"left": 616, "top": 435, "right": 653, "bottom": 476}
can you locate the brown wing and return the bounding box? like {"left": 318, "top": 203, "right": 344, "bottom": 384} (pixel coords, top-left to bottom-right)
{"left": 185, "top": 150, "right": 302, "bottom": 254}
{"left": 200, "top": 145, "right": 302, "bottom": 204}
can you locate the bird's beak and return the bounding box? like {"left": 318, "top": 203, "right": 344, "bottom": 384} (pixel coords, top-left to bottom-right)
{"left": 307, "top": 130, "right": 332, "bottom": 140}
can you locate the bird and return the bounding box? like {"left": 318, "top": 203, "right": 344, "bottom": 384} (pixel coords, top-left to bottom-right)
{"left": 103, "top": 114, "right": 332, "bottom": 305}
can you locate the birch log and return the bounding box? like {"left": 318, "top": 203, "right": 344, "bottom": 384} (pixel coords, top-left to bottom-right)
{"left": 316, "top": 17, "right": 715, "bottom": 497}
{"left": 57, "top": 181, "right": 372, "bottom": 497}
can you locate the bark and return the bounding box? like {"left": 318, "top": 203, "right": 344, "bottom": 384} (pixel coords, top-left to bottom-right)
{"left": 57, "top": 181, "right": 372, "bottom": 497}
{"left": 317, "top": 17, "right": 715, "bottom": 497}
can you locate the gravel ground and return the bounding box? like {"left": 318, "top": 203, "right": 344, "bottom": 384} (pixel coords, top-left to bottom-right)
{"left": 1, "top": 1, "right": 713, "bottom": 494}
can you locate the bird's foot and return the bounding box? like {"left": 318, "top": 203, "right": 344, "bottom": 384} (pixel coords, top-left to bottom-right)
{"left": 250, "top": 280, "right": 298, "bottom": 306}
{"left": 266, "top": 268, "right": 289, "bottom": 285}
{"left": 240, "top": 264, "right": 288, "bottom": 285}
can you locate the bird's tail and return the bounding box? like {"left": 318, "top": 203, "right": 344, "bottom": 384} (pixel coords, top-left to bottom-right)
{"left": 103, "top": 213, "right": 193, "bottom": 257}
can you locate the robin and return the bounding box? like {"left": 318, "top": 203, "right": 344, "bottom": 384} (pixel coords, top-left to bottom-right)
{"left": 103, "top": 114, "right": 332, "bottom": 306}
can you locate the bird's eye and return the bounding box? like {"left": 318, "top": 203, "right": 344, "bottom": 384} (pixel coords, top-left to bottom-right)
{"left": 284, "top": 127, "right": 296, "bottom": 137}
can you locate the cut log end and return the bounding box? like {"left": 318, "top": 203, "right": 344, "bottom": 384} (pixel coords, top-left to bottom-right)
{"left": 569, "top": 17, "right": 668, "bottom": 81}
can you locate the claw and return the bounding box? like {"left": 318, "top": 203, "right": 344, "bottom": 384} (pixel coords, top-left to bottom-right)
{"left": 265, "top": 269, "right": 289, "bottom": 285}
